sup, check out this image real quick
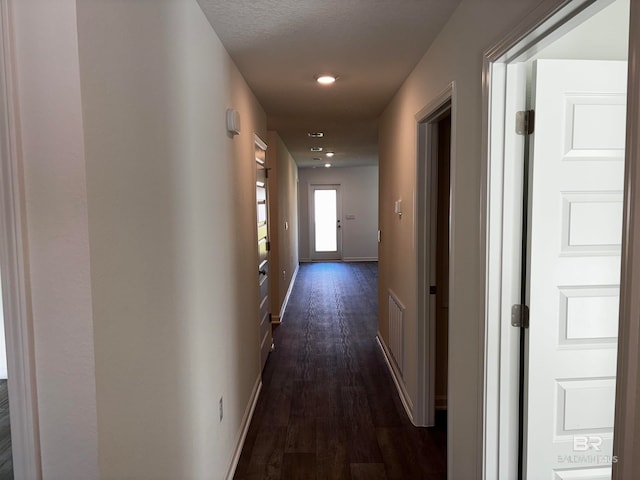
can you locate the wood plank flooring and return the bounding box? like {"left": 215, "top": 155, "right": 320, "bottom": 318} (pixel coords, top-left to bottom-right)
{"left": 234, "top": 262, "right": 446, "bottom": 480}
{"left": 0, "top": 380, "right": 13, "bottom": 480}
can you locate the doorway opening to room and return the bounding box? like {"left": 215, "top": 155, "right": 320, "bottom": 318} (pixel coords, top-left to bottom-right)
{"left": 483, "top": 1, "right": 631, "bottom": 478}
{"left": 416, "top": 87, "right": 452, "bottom": 456}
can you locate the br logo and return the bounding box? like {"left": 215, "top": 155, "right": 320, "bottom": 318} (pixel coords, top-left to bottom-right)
{"left": 573, "top": 436, "right": 603, "bottom": 451}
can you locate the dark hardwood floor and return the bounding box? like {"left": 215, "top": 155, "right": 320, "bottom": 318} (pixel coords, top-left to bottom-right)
{"left": 0, "top": 379, "right": 12, "bottom": 480}
{"left": 234, "top": 262, "right": 446, "bottom": 480}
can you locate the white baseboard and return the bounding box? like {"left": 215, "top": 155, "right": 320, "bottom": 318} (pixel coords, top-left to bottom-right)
{"left": 225, "top": 376, "right": 262, "bottom": 480}
{"left": 300, "top": 258, "right": 378, "bottom": 263}
{"left": 376, "top": 334, "right": 414, "bottom": 423}
{"left": 276, "top": 264, "right": 299, "bottom": 323}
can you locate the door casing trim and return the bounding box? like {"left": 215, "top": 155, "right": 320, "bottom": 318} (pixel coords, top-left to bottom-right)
{"left": 415, "top": 83, "right": 454, "bottom": 431}
{"left": 0, "top": 1, "right": 42, "bottom": 477}
{"left": 612, "top": 1, "right": 640, "bottom": 478}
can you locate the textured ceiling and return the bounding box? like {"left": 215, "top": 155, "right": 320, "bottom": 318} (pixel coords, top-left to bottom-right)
{"left": 197, "top": 0, "right": 461, "bottom": 168}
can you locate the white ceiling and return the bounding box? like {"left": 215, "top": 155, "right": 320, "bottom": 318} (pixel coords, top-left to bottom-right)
{"left": 197, "top": 0, "right": 461, "bottom": 168}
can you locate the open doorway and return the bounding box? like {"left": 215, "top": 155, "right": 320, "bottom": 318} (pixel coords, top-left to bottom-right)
{"left": 416, "top": 86, "right": 453, "bottom": 444}
{"left": 434, "top": 112, "right": 450, "bottom": 421}
{"left": 484, "top": 1, "right": 630, "bottom": 478}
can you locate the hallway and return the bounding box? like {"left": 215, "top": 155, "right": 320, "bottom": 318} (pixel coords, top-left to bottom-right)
{"left": 234, "top": 262, "right": 446, "bottom": 479}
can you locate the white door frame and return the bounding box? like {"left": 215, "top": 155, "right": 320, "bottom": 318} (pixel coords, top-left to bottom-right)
{"left": 481, "top": 0, "right": 640, "bottom": 478}
{"left": 308, "top": 184, "right": 342, "bottom": 261}
{"left": 0, "top": 1, "right": 42, "bottom": 478}
{"left": 415, "top": 83, "right": 455, "bottom": 428}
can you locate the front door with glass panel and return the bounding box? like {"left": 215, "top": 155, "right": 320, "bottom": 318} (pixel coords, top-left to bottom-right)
{"left": 310, "top": 185, "right": 342, "bottom": 261}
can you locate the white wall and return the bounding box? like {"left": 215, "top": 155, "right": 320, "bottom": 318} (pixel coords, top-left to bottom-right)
{"left": 298, "top": 166, "right": 378, "bottom": 262}
{"left": 537, "top": 0, "right": 630, "bottom": 60}
{"left": 266, "top": 132, "right": 299, "bottom": 320}
{"left": 75, "top": 0, "right": 267, "bottom": 478}
{"left": 10, "top": 0, "right": 99, "bottom": 477}
{"left": 9, "top": 0, "right": 268, "bottom": 478}
{"left": 377, "top": 1, "right": 542, "bottom": 478}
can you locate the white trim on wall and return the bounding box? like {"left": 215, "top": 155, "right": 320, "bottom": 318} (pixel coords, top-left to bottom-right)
{"left": 0, "top": 1, "right": 42, "bottom": 477}
{"left": 225, "top": 377, "right": 262, "bottom": 480}
{"left": 342, "top": 257, "right": 378, "bottom": 262}
{"left": 376, "top": 334, "right": 414, "bottom": 423}
{"left": 272, "top": 263, "right": 299, "bottom": 324}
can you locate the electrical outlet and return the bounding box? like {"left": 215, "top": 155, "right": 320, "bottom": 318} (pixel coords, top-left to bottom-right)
{"left": 219, "top": 397, "right": 223, "bottom": 422}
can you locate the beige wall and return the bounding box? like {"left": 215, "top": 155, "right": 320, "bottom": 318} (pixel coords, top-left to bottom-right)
{"left": 267, "top": 131, "right": 299, "bottom": 321}
{"left": 298, "top": 166, "right": 379, "bottom": 261}
{"left": 74, "top": 0, "right": 266, "bottom": 478}
{"left": 378, "top": 0, "right": 542, "bottom": 477}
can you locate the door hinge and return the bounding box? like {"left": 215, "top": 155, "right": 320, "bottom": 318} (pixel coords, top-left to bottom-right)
{"left": 516, "top": 110, "right": 535, "bottom": 135}
{"left": 511, "top": 304, "right": 530, "bottom": 328}
{"left": 266, "top": 241, "right": 271, "bottom": 252}
{"left": 265, "top": 168, "right": 270, "bottom": 179}
{"left": 429, "top": 285, "right": 437, "bottom": 295}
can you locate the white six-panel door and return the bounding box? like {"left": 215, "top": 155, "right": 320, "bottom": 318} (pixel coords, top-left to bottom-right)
{"left": 256, "top": 138, "right": 272, "bottom": 372}
{"left": 526, "top": 60, "right": 627, "bottom": 480}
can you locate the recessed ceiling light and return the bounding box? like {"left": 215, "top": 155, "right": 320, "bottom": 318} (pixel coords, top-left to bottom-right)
{"left": 324, "top": 163, "right": 332, "bottom": 168}
{"left": 316, "top": 74, "right": 337, "bottom": 85}
{"left": 325, "top": 152, "right": 335, "bottom": 158}
{"left": 310, "top": 147, "right": 323, "bottom": 152}
{"left": 308, "top": 132, "right": 324, "bottom": 138}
